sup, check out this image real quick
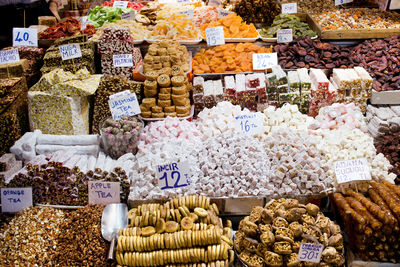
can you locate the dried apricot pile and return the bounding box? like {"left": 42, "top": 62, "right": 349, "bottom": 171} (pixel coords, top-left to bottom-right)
{"left": 200, "top": 13, "right": 258, "bottom": 39}
{"left": 193, "top": 43, "right": 273, "bottom": 74}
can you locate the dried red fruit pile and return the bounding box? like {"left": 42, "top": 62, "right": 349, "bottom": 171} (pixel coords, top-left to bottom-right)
{"left": 39, "top": 18, "right": 96, "bottom": 39}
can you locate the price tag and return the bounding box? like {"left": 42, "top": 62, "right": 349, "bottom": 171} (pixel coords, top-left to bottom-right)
{"left": 277, "top": 29, "right": 293, "bottom": 43}
{"left": 205, "top": 26, "right": 225, "bottom": 47}
{"left": 334, "top": 158, "right": 371, "bottom": 184}
{"left": 218, "top": 9, "right": 233, "bottom": 18}
{"left": 335, "top": 0, "right": 353, "bottom": 5}
{"left": 252, "top": 52, "right": 278, "bottom": 70}
{"left": 113, "top": 0, "right": 128, "bottom": 8}
{"left": 113, "top": 54, "right": 133, "bottom": 67}
{"left": 59, "top": 43, "right": 82, "bottom": 60}
{"left": 121, "top": 11, "right": 136, "bottom": 20}
{"left": 158, "top": 0, "right": 175, "bottom": 3}
{"left": 0, "top": 49, "right": 20, "bottom": 65}
{"left": 235, "top": 113, "right": 264, "bottom": 135}
{"left": 178, "top": 9, "right": 194, "bottom": 19}
{"left": 281, "top": 3, "right": 297, "bottom": 14}
{"left": 1, "top": 187, "right": 32, "bottom": 213}
{"left": 12, "top": 28, "right": 38, "bottom": 47}
{"left": 80, "top": 16, "right": 89, "bottom": 30}
{"left": 298, "top": 243, "right": 324, "bottom": 263}
{"left": 177, "top": 0, "right": 190, "bottom": 3}
{"left": 88, "top": 181, "right": 120, "bottom": 205}
{"left": 109, "top": 90, "right": 141, "bottom": 119}
{"left": 156, "top": 161, "right": 191, "bottom": 190}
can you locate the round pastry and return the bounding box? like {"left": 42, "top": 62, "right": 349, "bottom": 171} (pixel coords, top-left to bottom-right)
{"left": 141, "top": 111, "right": 152, "bottom": 118}
{"left": 164, "top": 106, "right": 176, "bottom": 113}
{"left": 162, "top": 61, "right": 171, "bottom": 68}
{"left": 160, "top": 87, "right": 172, "bottom": 94}
{"left": 158, "top": 99, "right": 172, "bottom": 108}
{"left": 144, "top": 54, "right": 154, "bottom": 63}
{"left": 176, "top": 104, "right": 191, "bottom": 114}
{"left": 171, "top": 66, "right": 184, "bottom": 76}
{"left": 152, "top": 112, "right": 165, "bottom": 118}
{"left": 151, "top": 106, "right": 163, "bottom": 113}
{"left": 148, "top": 46, "right": 158, "bottom": 56}
{"left": 172, "top": 85, "right": 186, "bottom": 95}
{"left": 157, "top": 48, "right": 167, "bottom": 56}
{"left": 144, "top": 89, "right": 157, "bottom": 98}
{"left": 171, "top": 76, "right": 185, "bottom": 87}
{"left": 159, "top": 67, "right": 172, "bottom": 76}
{"left": 144, "top": 80, "right": 158, "bottom": 90}
{"left": 140, "top": 104, "right": 150, "bottom": 112}
{"left": 153, "top": 63, "right": 162, "bottom": 70}
{"left": 142, "top": 98, "right": 156, "bottom": 108}
{"left": 158, "top": 93, "right": 171, "bottom": 100}
{"left": 157, "top": 74, "right": 171, "bottom": 88}
{"left": 145, "top": 71, "right": 159, "bottom": 81}
{"left": 182, "top": 63, "right": 190, "bottom": 72}
{"left": 172, "top": 95, "right": 187, "bottom": 106}
{"left": 160, "top": 56, "right": 170, "bottom": 62}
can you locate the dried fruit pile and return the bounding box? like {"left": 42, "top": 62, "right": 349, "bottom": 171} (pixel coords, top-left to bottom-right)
{"left": 334, "top": 182, "right": 400, "bottom": 262}
{"left": 259, "top": 14, "right": 317, "bottom": 38}
{"left": 349, "top": 35, "right": 400, "bottom": 92}
{"left": 235, "top": 198, "right": 345, "bottom": 266}
{"left": 275, "top": 36, "right": 353, "bottom": 70}
{"left": 200, "top": 13, "right": 258, "bottom": 38}
{"left": 375, "top": 133, "right": 400, "bottom": 184}
{"left": 39, "top": 18, "right": 95, "bottom": 39}
{"left": 116, "top": 195, "right": 234, "bottom": 266}
{"left": 279, "top": 0, "right": 337, "bottom": 14}
{"left": 234, "top": 0, "right": 281, "bottom": 24}
{"left": 193, "top": 43, "right": 273, "bottom": 74}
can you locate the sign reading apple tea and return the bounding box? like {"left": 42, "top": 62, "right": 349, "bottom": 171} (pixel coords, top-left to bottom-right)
{"left": 88, "top": 181, "right": 120, "bottom": 205}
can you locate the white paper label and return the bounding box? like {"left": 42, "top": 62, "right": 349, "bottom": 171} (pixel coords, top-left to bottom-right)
{"left": 113, "top": 54, "right": 133, "bottom": 67}
{"left": 121, "top": 11, "right": 135, "bottom": 20}
{"left": 13, "top": 28, "right": 38, "bottom": 47}
{"left": 177, "top": 0, "right": 190, "bottom": 3}
{"left": 179, "top": 9, "right": 194, "bottom": 18}
{"left": 0, "top": 49, "right": 20, "bottom": 65}
{"left": 298, "top": 243, "right": 324, "bottom": 263}
{"left": 157, "top": 161, "right": 191, "bottom": 190}
{"left": 88, "top": 181, "right": 120, "bottom": 205}
{"left": 1, "top": 187, "right": 32, "bottom": 213}
{"left": 109, "top": 90, "right": 141, "bottom": 119}
{"left": 59, "top": 43, "right": 82, "bottom": 60}
{"left": 335, "top": 0, "right": 353, "bottom": 5}
{"left": 80, "top": 16, "right": 89, "bottom": 30}
{"left": 159, "top": 0, "right": 175, "bottom": 3}
{"left": 281, "top": 3, "right": 297, "bottom": 13}
{"left": 334, "top": 158, "right": 371, "bottom": 184}
{"left": 113, "top": 1, "right": 128, "bottom": 8}
{"left": 235, "top": 113, "right": 264, "bottom": 135}
{"left": 277, "top": 29, "right": 293, "bottom": 43}
{"left": 218, "top": 9, "right": 233, "bottom": 18}
{"left": 205, "top": 26, "right": 225, "bottom": 47}
{"left": 252, "top": 52, "right": 278, "bottom": 70}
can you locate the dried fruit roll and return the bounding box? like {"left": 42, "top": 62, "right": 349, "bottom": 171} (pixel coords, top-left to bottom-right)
{"left": 345, "top": 197, "right": 382, "bottom": 230}
{"left": 368, "top": 188, "right": 398, "bottom": 225}
{"left": 118, "top": 228, "right": 222, "bottom": 252}
{"left": 333, "top": 193, "right": 366, "bottom": 226}
{"left": 347, "top": 190, "right": 392, "bottom": 225}
{"left": 370, "top": 182, "right": 400, "bottom": 220}
{"left": 383, "top": 181, "right": 400, "bottom": 197}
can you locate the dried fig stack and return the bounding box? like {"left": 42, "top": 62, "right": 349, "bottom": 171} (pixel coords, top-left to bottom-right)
{"left": 234, "top": 0, "right": 281, "bottom": 24}
{"left": 275, "top": 36, "right": 353, "bottom": 70}
{"left": 350, "top": 36, "right": 400, "bottom": 92}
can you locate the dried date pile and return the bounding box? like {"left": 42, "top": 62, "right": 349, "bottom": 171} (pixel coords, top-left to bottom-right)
{"left": 234, "top": 0, "right": 281, "bottom": 24}
{"left": 350, "top": 35, "right": 400, "bottom": 92}
{"left": 375, "top": 132, "right": 400, "bottom": 184}
{"left": 275, "top": 36, "right": 353, "bottom": 70}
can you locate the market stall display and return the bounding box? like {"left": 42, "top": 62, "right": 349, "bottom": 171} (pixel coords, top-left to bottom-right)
{"left": 235, "top": 198, "right": 345, "bottom": 266}
{"left": 90, "top": 20, "right": 151, "bottom": 42}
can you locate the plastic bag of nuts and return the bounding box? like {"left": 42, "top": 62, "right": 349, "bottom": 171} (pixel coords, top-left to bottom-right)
{"left": 100, "top": 116, "right": 144, "bottom": 159}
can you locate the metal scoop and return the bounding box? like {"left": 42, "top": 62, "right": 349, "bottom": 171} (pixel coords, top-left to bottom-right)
{"left": 101, "top": 203, "right": 128, "bottom": 262}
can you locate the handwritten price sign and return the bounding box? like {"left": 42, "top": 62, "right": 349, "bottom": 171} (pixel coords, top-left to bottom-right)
{"left": 235, "top": 113, "right": 264, "bottom": 135}
{"left": 157, "top": 161, "right": 191, "bottom": 190}
{"left": 334, "top": 158, "right": 371, "bottom": 184}
{"left": 205, "top": 26, "right": 225, "bottom": 47}
{"left": 0, "top": 49, "right": 20, "bottom": 65}
{"left": 113, "top": 1, "right": 128, "bottom": 8}
{"left": 298, "top": 243, "right": 324, "bottom": 263}
{"left": 252, "top": 52, "right": 278, "bottom": 70}
{"left": 13, "top": 28, "right": 38, "bottom": 47}
{"left": 277, "top": 29, "right": 293, "bottom": 43}
{"left": 281, "top": 3, "right": 297, "bottom": 13}
{"left": 335, "top": 0, "right": 353, "bottom": 5}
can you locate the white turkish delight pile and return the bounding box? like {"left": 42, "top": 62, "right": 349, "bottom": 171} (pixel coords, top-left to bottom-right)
{"left": 313, "top": 128, "right": 396, "bottom": 186}
{"left": 261, "top": 129, "right": 332, "bottom": 195}
{"left": 137, "top": 117, "right": 202, "bottom": 150}
{"left": 129, "top": 140, "right": 201, "bottom": 200}
{"left": 196, "top": 101, "right": 261, "bottom": 139}
{"left": 262, "top": 104, "right": 315, "bottom": 134}
{"left": 195, "top": 131, "right": 272, "bottom": 197}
